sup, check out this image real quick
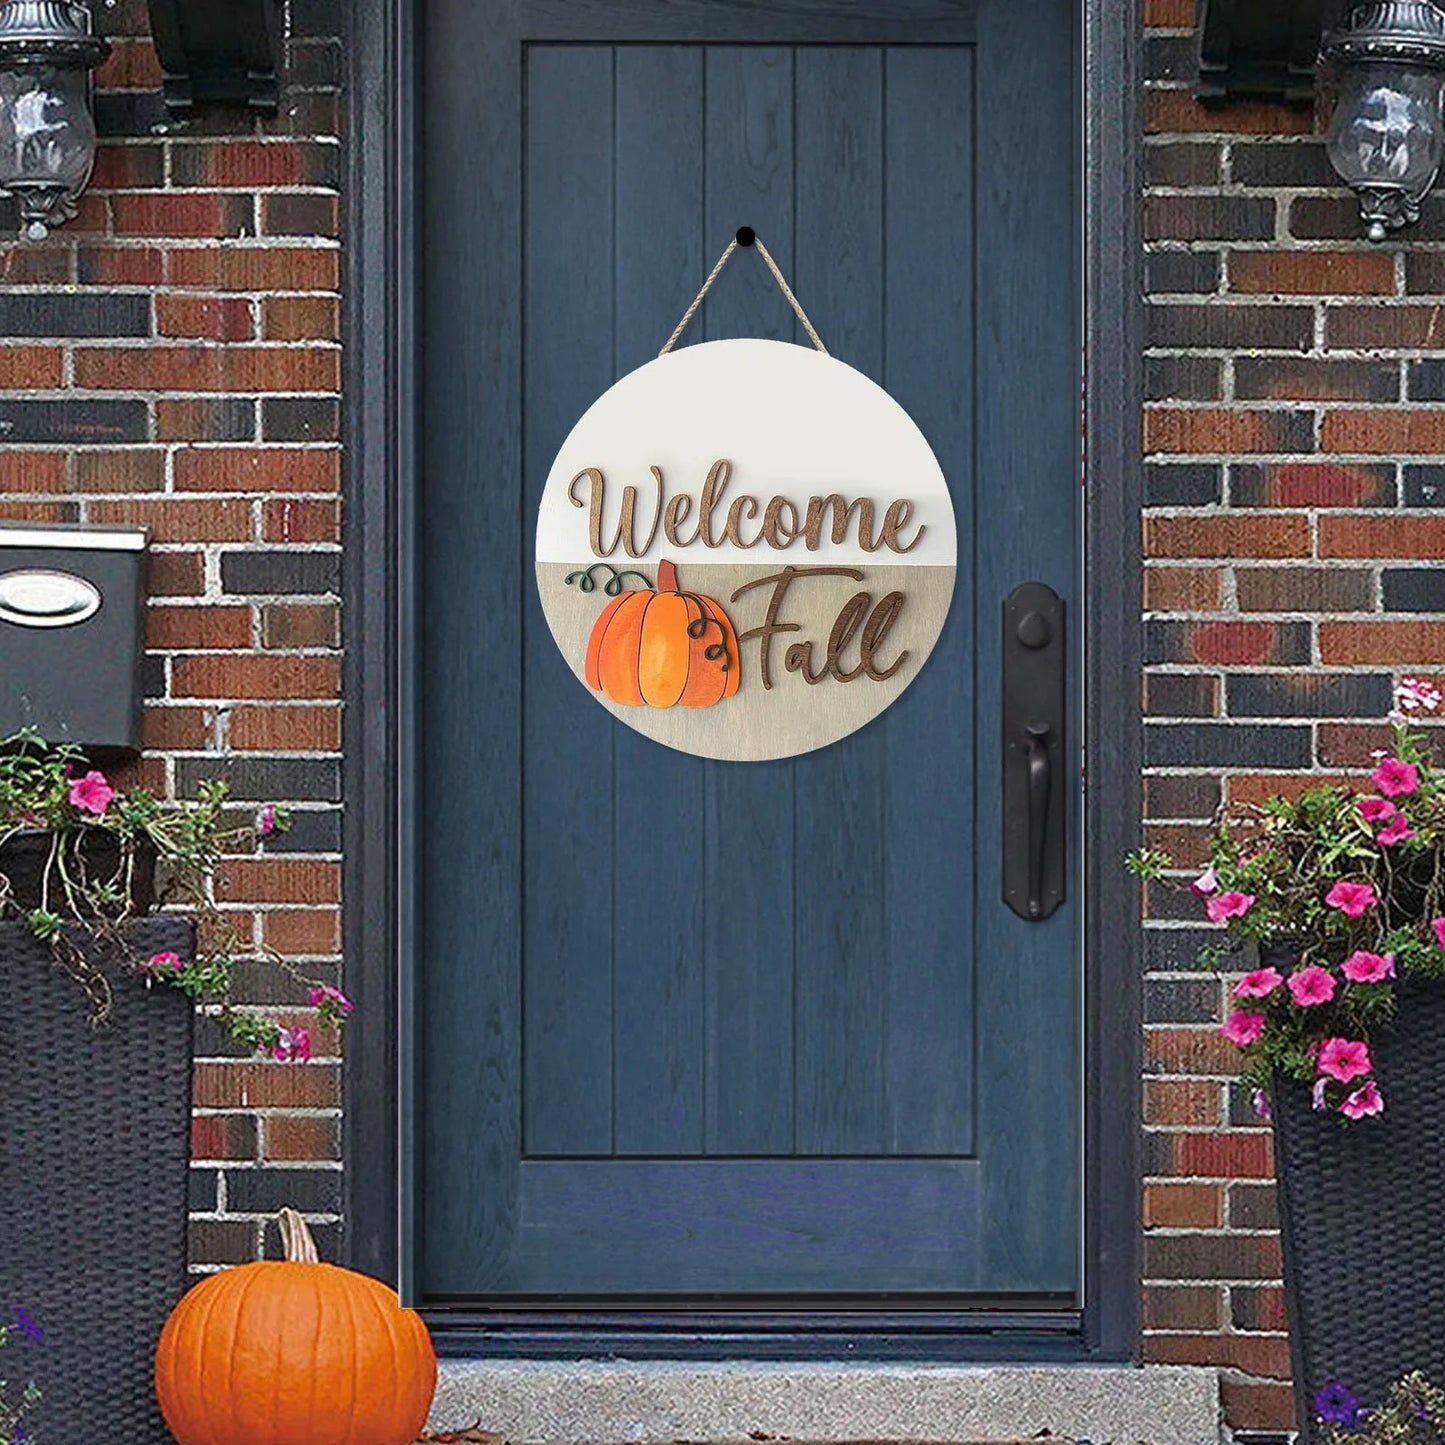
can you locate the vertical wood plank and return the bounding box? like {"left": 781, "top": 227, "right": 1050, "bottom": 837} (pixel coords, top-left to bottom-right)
{"left": 521, "top": 45, "right": 617, "bottom": 1156}
{"left": 419, "top": 0, "right": 524, "bottom": 1292}
{"left": 791, "top": 47, "right": 889, "bottom": 1156}
{"left": 612, "top": 46, "right": 709, "bottom": 1156}
{"left": 881, "top": 46, "right": 977, "bottom": 1156}
{"left": 972, "top": 0, "right": 1079, "bottom": 1292}
{"left": 702, "top": 46, "right": 797, "bottom": 1155}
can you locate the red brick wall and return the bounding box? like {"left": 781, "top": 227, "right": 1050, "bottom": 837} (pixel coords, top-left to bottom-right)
{"left": 0, "top": 0, "right": 343, "bottom": 1266}
{"left": 1140, "top": 0, "right": 1444, "bottom": 1429}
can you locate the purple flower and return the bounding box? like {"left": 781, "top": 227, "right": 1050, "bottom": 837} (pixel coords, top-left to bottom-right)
{"left": 258, "top": 803, "right": 277, "bottom": 837}
{"left": 12, "top": 1306, "right": 41, "bottom": 1343}
{"left": 1251, "top": 1088, "right": 1272, "bottom": 1121}
{"left": 1315, "top": 1383, "right": 1361, "bottom": 1426}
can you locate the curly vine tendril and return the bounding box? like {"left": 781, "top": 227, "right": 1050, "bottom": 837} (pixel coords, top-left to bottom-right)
{"left": 683, "top": 593, "right": 731, "bottom": 674}
{"left": 564, "top": 564, "right": 653, "bottom": 596}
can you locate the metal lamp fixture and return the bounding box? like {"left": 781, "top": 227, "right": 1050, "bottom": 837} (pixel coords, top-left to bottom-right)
{"left": 1323, "top": 2, "right": 1445, "bottom": 241}
{"left": 0, "top": 0, "right": 108, "bottom": 240}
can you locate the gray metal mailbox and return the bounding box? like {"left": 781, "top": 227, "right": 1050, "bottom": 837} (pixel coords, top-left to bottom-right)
{"left": 0, "top": 523, "right": 149, "bottom": 754}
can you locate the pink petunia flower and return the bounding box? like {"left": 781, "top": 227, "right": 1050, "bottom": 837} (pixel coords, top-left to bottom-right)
{"left": 271, "top": 1026, "right": 312, "bottom": 1063}
{"left": 1288, "top": 965, "right": 1337, "bottom": 1007}
{"left": 1189, "top": 865, "right": 1219, "bottom": 899}
{"left": 68, "top": 769, "right": 114, "bottom": 817}
{"left": 1220, "top": 1009, "right": 1266, "bottom": 1047}
{"left": 1358, "top": 797, "right": 1397, "bottom": 824}
{"left": 1233, "top": 967, "right": 1285, "bottom": 998}
{"left": 1433, "top": 917, "right": 1445, "bottom": 951}
{"left": 1341, "top": 950, "right": 1396, "bottom": 984}
{"left": 258, "top": 804, "right": 277, "bottom": 837}
{"left": 1317, "top": 1037, "right": 1372, "bottom": 1084}
{"left": 1325, "top": 880, "right": 1378, "bottom": 918}
{"left": 1377, "top": 816, "right": 1417, "bottom": 846}
{"left": 1371, "top": 757, "right": 1420, "bottom": 797}
{"left": 1206, "top": 891, "right": 1256, "bottom": 923}
{"left": 1341, "top": 1080, "right": 1385, "bottom": 1120}
{"left": 1397, "top": 676, "right": 1442, "bottom": 713}
{"left": 307, "top": 984, "right": 354, "bottom": 1014}
{"left": 146, "top": 950, "right": 184, "bottom": 974}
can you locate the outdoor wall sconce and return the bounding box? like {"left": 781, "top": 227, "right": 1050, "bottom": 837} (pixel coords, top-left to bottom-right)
{"left": 1322, "top": 2, "right": 1445, "bottom": 240}
{"left": 1196, "top": 0, "right": 1333, "bottom": 103}
{"left": 146, "top": 0, "right": 283, "bottom": 116}
{"left": 0, "top": 0, "right": 108, "bottom": 240}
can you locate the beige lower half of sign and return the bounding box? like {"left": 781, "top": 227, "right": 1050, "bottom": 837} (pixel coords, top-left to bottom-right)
{"left": 536, "top": 560, "right": 956, "bottom": 762}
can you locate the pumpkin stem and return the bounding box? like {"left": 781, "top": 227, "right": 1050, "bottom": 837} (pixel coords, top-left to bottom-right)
{"left": 657, "top": 559, "right": 679, "bottom": 593}
{"left": 278, "top": 1207, "right": 321, "bottom": 1264}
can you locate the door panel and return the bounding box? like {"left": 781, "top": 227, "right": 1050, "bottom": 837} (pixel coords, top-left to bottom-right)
{"left": 522, "top": 43, "right": 980, "bottom": 1167}
{"left": 507, "top": 1161, "right": 980, "bottom": 1293}
{"left": 418, "top": 0, "right": 1078, "bottom": 1302}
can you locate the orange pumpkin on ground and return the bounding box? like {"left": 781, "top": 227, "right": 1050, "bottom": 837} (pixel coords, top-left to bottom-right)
{"left": 584, "top": 558, "right": 740, "bottom": 708}
{"left": 155, "top": 1207, "right": 436, "bottom": 1445}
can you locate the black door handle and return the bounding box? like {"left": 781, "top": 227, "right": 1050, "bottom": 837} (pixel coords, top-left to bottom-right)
{"left": 1002, "top": 584, "right": 1065, "bottom": 921}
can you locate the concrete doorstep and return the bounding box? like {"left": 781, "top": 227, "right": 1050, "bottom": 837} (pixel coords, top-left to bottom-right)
{"left": 429, "top": 1362, "right": 1223, "bottom": 1445}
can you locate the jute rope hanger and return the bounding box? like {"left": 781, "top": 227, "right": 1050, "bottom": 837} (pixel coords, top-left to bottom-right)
{"left": 659, "top": 226, "right": 830, "bottom": 358}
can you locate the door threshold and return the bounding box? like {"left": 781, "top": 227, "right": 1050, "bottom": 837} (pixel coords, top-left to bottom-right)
{"left": 426, "top": 1307, "right": 1084, "bottom": 1361}
{"left": 428, "top": 1360, "right": 1221, "bottom": 1445}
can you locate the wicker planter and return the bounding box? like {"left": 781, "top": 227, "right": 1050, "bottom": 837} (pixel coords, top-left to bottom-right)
{"left": 0, "top": 917, "right": 194, "bottom": 1442}
{"left": 1271, "top": 973, "right": 1445, "bottom": 1443}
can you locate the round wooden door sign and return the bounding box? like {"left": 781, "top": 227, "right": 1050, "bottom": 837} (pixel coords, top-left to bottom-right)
{"left": 535, "top": 338, "right": 957, "bottom": 762}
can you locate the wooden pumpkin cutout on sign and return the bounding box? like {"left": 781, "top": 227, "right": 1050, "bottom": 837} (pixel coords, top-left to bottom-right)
{"left": 578, "top": 559, "right": 740, "bottom": 710}
{"left": 155, "top": 1207, "right": 436, "bottom": 1445}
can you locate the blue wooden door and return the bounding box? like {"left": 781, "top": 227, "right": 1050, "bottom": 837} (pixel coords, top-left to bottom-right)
{"left": 417, "top": 0, "right": 1079, "bottom": 1303}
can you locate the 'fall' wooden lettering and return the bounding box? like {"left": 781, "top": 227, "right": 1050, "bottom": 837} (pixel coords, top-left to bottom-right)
{"left": 732, "top": 567, "right": 911, "bottom": 689}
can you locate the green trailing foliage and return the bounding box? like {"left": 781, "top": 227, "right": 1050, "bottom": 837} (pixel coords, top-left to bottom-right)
{"left": 0, "top": 729, "right": 350, "bottom": 1061}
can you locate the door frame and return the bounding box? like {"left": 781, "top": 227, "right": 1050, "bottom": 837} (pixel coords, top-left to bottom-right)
{"left": 342, "top": 0, "right": 1143, "bottom": 1362}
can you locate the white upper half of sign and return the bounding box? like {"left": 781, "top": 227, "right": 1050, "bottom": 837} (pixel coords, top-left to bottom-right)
{"left": 536, "top": 339, "right": 957, "bottom": 569}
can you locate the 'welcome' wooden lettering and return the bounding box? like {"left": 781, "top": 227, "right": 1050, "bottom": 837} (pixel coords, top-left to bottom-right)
{"left": 568, "top": 460, "right": 927, "bottom": 559}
